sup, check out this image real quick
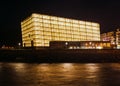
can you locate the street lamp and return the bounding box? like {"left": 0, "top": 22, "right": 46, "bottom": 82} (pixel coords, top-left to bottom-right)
{"left": 65, "top": 42, "right": 68, "bottom": 49}
{"left": 18, "top": 42, "right": 21, "bottom": 49}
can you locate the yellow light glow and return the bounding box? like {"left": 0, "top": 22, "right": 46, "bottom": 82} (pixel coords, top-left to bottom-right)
{"left": 96, "top": 46, "right": 103, "bottom": 49}
{"left": 60, "top": 63, "right": 74, "bottom": 71}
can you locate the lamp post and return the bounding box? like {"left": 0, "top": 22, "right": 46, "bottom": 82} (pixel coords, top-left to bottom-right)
{"left": 18, "top": 42, "right": 21, "bottom": 49}
{"left": 65, "top": 42, "right": 68, "bottom": 49}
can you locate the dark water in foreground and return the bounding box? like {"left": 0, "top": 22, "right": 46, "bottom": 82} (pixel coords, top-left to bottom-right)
{"left": 0, "top": 63, "right": 120, "bottom": 86}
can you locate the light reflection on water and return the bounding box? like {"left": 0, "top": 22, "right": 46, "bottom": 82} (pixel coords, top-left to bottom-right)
{"left": 0, "top": 63, "right": 120, "bottom": 86}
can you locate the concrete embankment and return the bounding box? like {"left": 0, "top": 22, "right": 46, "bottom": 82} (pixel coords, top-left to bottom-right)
{"left": 0, "top": 49, "right": 120, "bottom": 63}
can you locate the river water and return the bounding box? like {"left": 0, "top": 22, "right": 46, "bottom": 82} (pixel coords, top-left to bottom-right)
{"left": 0, "top": 62, "right": 120, "bottom": 86}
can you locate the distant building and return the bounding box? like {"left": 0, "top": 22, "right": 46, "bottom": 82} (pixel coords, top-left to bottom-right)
{"left": 116, "top": 29, "right": 120, "bottom": 48}
{"left": 101, "top": 31, "right": 115, "bottom": 45}
{"left": 101, "top": 28, "right": 120, "bottom": 49}
{"left": 21, "top": 13, "right": 100, "bottom": 47}
{"left": 21, "top": 13, "right": 100, "bottom": 48}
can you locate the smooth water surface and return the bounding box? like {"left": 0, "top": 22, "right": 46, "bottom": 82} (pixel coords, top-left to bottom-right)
{"left": 0, "top": 62, "right": 120, "bottom": 86}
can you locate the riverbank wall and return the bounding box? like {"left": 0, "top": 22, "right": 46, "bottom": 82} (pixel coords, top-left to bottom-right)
{"left": 0, "top": 49, "right": 120, "bottom": 63}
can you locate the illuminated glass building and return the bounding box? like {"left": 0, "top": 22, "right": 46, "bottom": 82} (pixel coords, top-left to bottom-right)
{"left": 21, "top": 13, "right": 100, "bottom": 47}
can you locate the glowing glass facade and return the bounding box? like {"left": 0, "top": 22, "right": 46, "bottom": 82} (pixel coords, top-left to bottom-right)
{"left": 21, "top": 13, "right": 100, "bottom": 47}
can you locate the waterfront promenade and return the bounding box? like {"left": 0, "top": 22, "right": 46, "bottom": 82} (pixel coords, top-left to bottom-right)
{"left": 0, "top": 49, "right": 120, "bottom": 63}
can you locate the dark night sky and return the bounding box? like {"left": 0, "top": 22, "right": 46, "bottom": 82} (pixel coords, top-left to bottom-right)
{"left": 0, "top": 0, "right": 120, "bottom": 46}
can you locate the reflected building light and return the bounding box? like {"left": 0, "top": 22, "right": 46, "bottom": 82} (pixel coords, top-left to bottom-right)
{"left": 110, "top": 63, "right": 120, "bottom": 70}
{"left": 85, "top": 64, "right": 100, "bottom": 79}
{"left": 10, "top": 63, "right": 26, "bottom": 73}
{"left": 61, "top": 63, "right": 74, "bottom": 72}
{"left": 38, "top": 64, "right": 50, "bottom": 72}
{"left": 62, "top": 63, "right": 73, "bottom": 68}
{"left": 85, "top": 63, "right": 99, "bottom": 73}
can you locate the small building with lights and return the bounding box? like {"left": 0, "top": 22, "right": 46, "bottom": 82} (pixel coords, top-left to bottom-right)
{"left": 21, "top": 13, "right": 101, "bottom": 48}
{"left": 116, "top": 29, "right": 120, "bottom": 48}
{"left": 101, "top": 28, "right": 120, "bottom": 49}
{"left": 101, "top": 31, "right": 115, "bottom": 46}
